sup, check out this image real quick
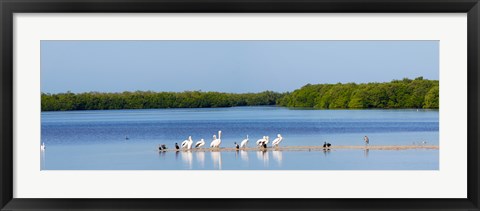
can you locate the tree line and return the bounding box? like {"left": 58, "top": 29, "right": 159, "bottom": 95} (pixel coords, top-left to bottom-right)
{"left": 277, "top": 77, "right": 438, "bottom": 109}
{"left": 41, "top": 90, "right": 284, "bottom": 111}
{"left": 41, "top": 77, "right": 438, "bottom": 111}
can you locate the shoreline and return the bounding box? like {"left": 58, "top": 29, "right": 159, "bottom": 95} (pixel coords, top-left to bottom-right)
{"left": 162, "top": 145, "right": 439, "bottom": 152}
{"left": 41, "top": 106, "right": 440, "bottom": 112}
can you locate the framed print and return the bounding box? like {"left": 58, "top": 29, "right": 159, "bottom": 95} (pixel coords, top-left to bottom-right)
{"left": 1, "top": 0, "right": 479, "bottom": 210}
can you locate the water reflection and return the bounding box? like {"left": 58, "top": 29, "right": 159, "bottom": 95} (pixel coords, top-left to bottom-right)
{"left": 158, "top": 151, "right": 166, "bottom": 159}
{"left": 256, "top": 150, "right": 269, "bottom": 167}
{"left": 322, "top": 149, "right": 331, "bottom": 157}
{"left": 240, "top": 150, "right": 249, "bottom": 162}
{"left": 211, "top": 151, "right": 222, "bottom": 170}
{"left": 364, "top": 149, "right": 369, "bottom": 158}
{"left": 196, "top": 151, "right": 205, "bottom": 168}
{"left": 41, "top": 149, "right": 46, "bottom": 170}
{"left": 181, "top": 151, "right": 193, "bottom": 169}
{"left": 272, "top": 150, "right": 282, "bottom": 166}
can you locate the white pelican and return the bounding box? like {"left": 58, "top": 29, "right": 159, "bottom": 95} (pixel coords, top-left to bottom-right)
{"left": 195, "top": 139, "right": 205, "bottom": 148}
{"left": 256, "top": 136, "right": 266, "bottom": 146}
{"left": 240, "top": 135, "right": 249, "bottom": 148}
{"left": 210, "top": 131, "right": 222, "bottom": 148}
{"left": 272, "top": 134, "right": 283, "bottom": 147}
{"left": 187, "top": 136, "right": 193, "bottom": 150}
{"left": 210, "top": 135, "right": 217, "bottom": 147}
{"left": 264, "top": 136, "right": 270, "bottom": 145}
{"left": 181, "top": 136, "right": 192, "bottom": 149}
{"left": 40, "top": 142, "right": 46, "bottom": 151}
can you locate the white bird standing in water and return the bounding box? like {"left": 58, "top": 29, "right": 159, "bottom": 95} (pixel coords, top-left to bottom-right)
{"left": 195, "top": 139, "right": 205, "bottom": 148}
{"left": 210, "top": 131, "right": 222, "bottom": 148}
{"left": 187, "top": 136, "right": 193, "bottom": 149}
{"left": 40, "top": 142, "right": 46, "bottom": 151}
{"left": 240, "top": 135, "right": 249, "bottom": 148}
{"left": 264, "top": 136, "right": 270, "bottom": 145}
{"left": 181, "top": 136, "right": 192, "bottom": 150}
{"left": 272, "top": 134, "right": 283, "bottom": 147}
{"left": 210, "top": 135, "right": 217, "bottom": 147}
{"left": 256, "top": 136, "right": 266, "bottom": 147}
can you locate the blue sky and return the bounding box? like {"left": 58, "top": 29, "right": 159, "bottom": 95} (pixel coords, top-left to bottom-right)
{"left": 41, "top": 40, "right": 439, "bottom": 94}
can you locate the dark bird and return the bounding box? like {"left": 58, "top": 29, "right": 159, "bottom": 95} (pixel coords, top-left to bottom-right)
{"left": 158, "top": 144, "right": 167, "bottom": 151}
{"left": 175, "top": 143, "right": 180, "bottom": 150}
{"left": 125, "top": 136, "right": 129, "bottom": 140}
{"left": 234, "top": 142, "right": 240, "bottom": 150}
{"left": 364, "top": 135, "right": 369, "bottom": 145}
{"left": 323, "top": 142, "right": 327, "bottom": 148}
{"left": 326, "top": 143, "right": 331, "bottom": 148}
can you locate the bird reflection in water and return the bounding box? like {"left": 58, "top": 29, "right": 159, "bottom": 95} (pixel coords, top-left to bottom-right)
{"left": 196, "top": 151, "right": 205, "bottom": 168}
{"left": 240, "top": 150, "right": 249, "bottom": 162}
{"left": 272, "top": 150, "right": 282, "bottom": 166}
{"left": 211, "top": 151, "right": 222, "bottom": 170}
{"left": 181, "top": 151, "right": 193, "bottom": 169}
{"left": 256, "top": 150, "right": 269, "bottom": 167}
{"left": 158, "top": 150, "right": 166, "bottom": 159}
{"left": 364, "top": 148, "right": 369, "bottom": 158}
{"left": 323, "top": 149, "right": 331, "bottom": 157}
{"left": 41, "top": 148, "right": 46, "bottom": 170}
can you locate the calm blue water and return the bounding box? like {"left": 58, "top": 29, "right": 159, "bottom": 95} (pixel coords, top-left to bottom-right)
{"left": 41, "top": 107, "right": 439, "bottom": 170}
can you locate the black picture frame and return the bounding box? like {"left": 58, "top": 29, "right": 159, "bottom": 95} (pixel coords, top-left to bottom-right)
{"left": 1, "top": 0, "right": 479, "bottom": 210}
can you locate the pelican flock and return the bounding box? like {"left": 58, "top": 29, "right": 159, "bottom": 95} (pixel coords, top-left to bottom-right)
{"left": 165, "top": 132, "right": 285, "bottom": 152}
